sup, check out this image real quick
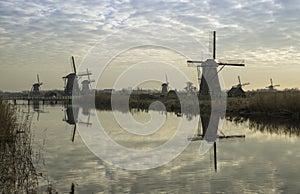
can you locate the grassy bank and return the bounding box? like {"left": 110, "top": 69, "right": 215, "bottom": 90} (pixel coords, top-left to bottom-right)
{"left": 93, "top": 91, "right": 300, "bottom": 120}
{"left": 94, "top": 93, "right": 200, "bottom": 114}
{"left": 0, "top": 99, "right": 38, "bottom": 193}
{"left": 227, "top": 91, "right": 300, "bottom": 119}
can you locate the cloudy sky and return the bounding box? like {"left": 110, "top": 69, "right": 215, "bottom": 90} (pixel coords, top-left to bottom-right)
{"left": 0, "top": 0, "right": 299, "bottom": 92}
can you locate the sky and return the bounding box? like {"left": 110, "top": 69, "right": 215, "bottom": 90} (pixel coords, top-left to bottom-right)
{"left": 0, "top": 0, "right": 300, "bottom": 92}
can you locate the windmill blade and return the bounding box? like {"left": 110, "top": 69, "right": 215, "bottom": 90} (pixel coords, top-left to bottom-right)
{"left": 242, "top": 82, "right": 250, "bottom": 86}
{"left": 87, "top": 113, "right": 91, "bottom": 126}
{"left": 165, "top": 74, "right": 169, "bottom": 84}
{"left": 274, "top": 84, "right": 280, "bottom": 87}
{"left": 86, "top": 68, "right": 93, "bottom": 88}
{"left": 187, "top": 60, "right": 204, "bottom": 64}
{"left": 37, "top": 74, "right": 40, "bottom": 83}
{"left": 217, "top": 59, "right": 245, "bottom": 66}
{"left": 87, "top": 69, "right": 91, "bottom": 81}
{"left": 71, "top": 56, "right": 76, "bottom": 74}
{"left": 270, "top": 78, "right": 273, "bottom": 86}
{"left": 72, "top": 125, "right": 76, "bottom": 142}
{"left": 238, "top": 76, "right": 241, "bottom": 85}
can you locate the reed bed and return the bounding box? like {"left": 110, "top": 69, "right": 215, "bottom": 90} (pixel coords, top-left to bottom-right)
{"left": 227, "top": 91, "right": 300, "bottom": 119}
{"left": 0, "top": 99, "right": 38, "bottom": 193}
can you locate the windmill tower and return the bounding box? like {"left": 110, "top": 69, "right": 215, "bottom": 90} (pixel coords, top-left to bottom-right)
{"left": 78, "top": 69, "right": 95, "bottom": 95}
{"left": 161, "top": 74, "right": 169, "bottom": 95}
{"left": 63, "top": 56, "right": 80, "bottom": 96}
{"left": 31, "top": 74, "right": 43, "bottom": 96}
{"left": 187, "top": 31, "right": 245, "bottom": 97}
{"left": 266, "top": 78, "right": 280, "bottom": 91}
{"left": 228, "top": 76, "right": 250, "bottom": 97}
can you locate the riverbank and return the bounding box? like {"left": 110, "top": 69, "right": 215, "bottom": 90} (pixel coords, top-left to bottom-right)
{"left": 94, "top": 91, "right": 300, "bottom": 120}
{"left": 227, "top": 91, "right": 300, "bottom": 120}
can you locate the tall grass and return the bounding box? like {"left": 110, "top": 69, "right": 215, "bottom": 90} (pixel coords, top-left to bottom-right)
{"left": 0, "top": 99, "right": 38, "bottom": 193}
{"left": 227, "top": 91, "right": 300, "bottom": 119}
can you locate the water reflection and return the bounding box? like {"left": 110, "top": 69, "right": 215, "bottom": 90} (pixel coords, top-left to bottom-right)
{"left": 23, "top": 100, "right": 49, "bottom": 121}
{"left": 187, "top": 113, "right": 245, "bottom": 172}
{"left": 227, "top": 116, "right": 300, "bottom": 137}
{"left": 14, "top": 105, "right": 300, "bottom": 193}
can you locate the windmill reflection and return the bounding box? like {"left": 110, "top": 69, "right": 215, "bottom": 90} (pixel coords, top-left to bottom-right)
{"left": 189, "top": 114, "right": 245, "bottom": 172}
{"left": 63, "top": 105, "right": 92, "bottom": 142}
{"left": 63, "top": 105, "right": 79, "bottom": 142}
{"left": 23, "top": 100, "right": 47, "bottom": 121}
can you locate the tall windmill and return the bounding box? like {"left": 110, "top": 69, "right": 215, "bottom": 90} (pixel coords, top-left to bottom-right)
{"left": 187, "top": 31, "right": 245, "bottom": 96}
{"left": 31, "top": 74, "right": 43, "bottom": 96}
{"left": 266, "top": 78, "right": 280, "bottom": 91}
{"left": 228, "top": 76, "right": 250, "bottom": 97}
{"left": 161, "top": 74, "right": 169, "bottom": 95}
{"left": 63, "top": 56, "right": 80, "bottom": 96}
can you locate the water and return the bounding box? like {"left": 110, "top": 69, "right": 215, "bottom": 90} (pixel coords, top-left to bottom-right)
{"left": 24, "top": 105, "right": 300, "bottom": 193}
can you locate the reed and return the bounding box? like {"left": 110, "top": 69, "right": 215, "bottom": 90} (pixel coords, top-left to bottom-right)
{"left": 227, "top": 91, "right": 300, "bottom": 119}
{"left": 94, "top": 91, "right": 300, "bottom": 119}
{"left": 0, "top": 99, "right": 38, "bottom": 193}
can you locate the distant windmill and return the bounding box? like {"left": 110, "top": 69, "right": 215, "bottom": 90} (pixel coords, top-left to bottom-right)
{"left": 78, "top": 68, "right": 95, "bottom": 95}
{"left": 161, "top": 74, "right": 169, "bottom": 95}
{"left": 235, "top": 76, "right": 250, "bottom": 88}
{"left": 266, "top": 78, "right": 280, "bottom": 91}
{"left": 63, "top": 56, "right": 80, "bottom": 96}
{"left": 31, "top": 74, "right": 43, "bottom": 96}
{"left": 228, "top": 76, "right": 250, "bottom": 97}
{"left": 187, "top": 31, "right": 245, "bottom": 96}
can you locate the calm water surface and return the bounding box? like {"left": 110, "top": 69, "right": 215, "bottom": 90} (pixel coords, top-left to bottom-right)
{"left": 27, "top": 105, "right": 300, "bottom": 193}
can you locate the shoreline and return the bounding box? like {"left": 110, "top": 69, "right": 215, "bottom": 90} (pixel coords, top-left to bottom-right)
{"left": 93, "top": 91, "right": 300, "bottom": 121}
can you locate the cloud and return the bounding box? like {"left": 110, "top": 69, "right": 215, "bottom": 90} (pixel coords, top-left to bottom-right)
{"left": 0, "top": 0, "right": 299, "bottom": 90}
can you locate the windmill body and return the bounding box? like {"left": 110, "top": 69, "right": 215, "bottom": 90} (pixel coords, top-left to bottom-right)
{"left": 63, "top": 56, "right": 80, "bottom": 96}
{"left": 32, "top": 83, "right": 41, "bottom": 93}
{"left": 161, "top": 83, "right": 168, "bottom": 94}
{"left": 266, "top": 78, "right": 280, "bottom": 91}
{"left": 161, "top": 74, "right": 169, "bottom": 95}
{"left": 81, "top": 80, "right": 91, "bottom": 94}
{"left": 78, "top": 68, "right": 94, "bottom": 95}
{"left": 63, "top": 73, "right": 79, "bottom": 96}
{"left": 31, "top": 74, "right": 43, "bottom": 96}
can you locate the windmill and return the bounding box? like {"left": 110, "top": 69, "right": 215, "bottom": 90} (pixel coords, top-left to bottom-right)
{"left": 31, "top": 74, "right": 43, "bottom": 96}
{"left": 187, "top": 31, "right": 245, "bottom": 96}
{"left": 63, "top": 56, "right": 80, "bottom": 96}
{"left": 266, "top": 78, "right": 280, "bottom": 91}
{"left": 227, "top": 76, "right": 250, "bottom": 97}
{"left": 161, "top": 74, "right": 169, "bottom": 95}
{"left": 78, "top": 68, "right": 95, "bottom": 95}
